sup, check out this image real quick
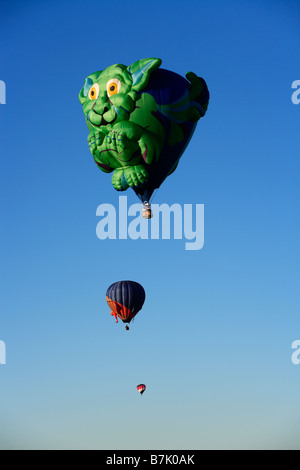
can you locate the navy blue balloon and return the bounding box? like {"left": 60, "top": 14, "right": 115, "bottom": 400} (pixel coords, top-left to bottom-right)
{"left": 106, "top": 281, "right": 146, "bottom": 325}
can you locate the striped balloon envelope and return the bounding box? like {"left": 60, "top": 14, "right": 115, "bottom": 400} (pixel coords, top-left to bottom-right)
{"left": 106, "top": 280, "right": 146, "bottom": 329}
{"left": 137, "top": 384, "right": 146, "bottom": 395}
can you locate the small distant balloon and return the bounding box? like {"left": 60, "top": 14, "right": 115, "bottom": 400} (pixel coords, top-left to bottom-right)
{"left": 137, "top": 384, "right": 146, "bottom": 395}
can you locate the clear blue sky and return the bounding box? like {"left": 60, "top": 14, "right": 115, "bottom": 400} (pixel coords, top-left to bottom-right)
{"left": 0, "top": 0, "right": 299, "bottom": 450}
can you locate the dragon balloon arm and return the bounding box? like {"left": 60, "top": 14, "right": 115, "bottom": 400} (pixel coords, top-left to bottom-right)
{"left": 88, "top": 129, "right": 114, "bottom": 174}
{"left": 112, "top": 121, "right": 160, "bottom": 165}
{"left": 137, "top": 133, "right": 160, "bottom": 165}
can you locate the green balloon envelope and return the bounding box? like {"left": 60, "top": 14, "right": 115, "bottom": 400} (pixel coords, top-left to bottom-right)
{"left": 79, "top": 58, "right": 209, "bottom": 203}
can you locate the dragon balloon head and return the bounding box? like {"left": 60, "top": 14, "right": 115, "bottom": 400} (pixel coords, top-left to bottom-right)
{"left": 79, "top": 58, "right": 162, "bottom": 132}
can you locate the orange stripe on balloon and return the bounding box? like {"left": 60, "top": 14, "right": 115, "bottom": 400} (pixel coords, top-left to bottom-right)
{"left": 106, "top": 297, "right": 135, "bottom": 323}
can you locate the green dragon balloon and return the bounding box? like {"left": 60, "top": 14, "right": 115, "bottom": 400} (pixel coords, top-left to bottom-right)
{"left": 79, "top": 58, "right": 209, "bottom": 217}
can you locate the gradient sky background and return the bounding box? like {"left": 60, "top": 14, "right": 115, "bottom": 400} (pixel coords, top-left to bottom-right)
{"left": 0, "top": 0, "right": 299, "bottom": 450}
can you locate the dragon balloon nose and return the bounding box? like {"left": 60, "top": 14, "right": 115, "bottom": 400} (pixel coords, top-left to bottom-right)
{"left": 92, "top": 100, "right": 109, "bottom": 114}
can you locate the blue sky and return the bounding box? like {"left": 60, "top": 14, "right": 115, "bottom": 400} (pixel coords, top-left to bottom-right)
{"left": 0, "top": 0, "right": 299, "bottom": 450}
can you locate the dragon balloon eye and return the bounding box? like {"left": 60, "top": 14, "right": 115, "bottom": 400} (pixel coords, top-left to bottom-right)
{"left": 88, "top": 83, "right": 99, "bottom": 100}
{"left": 106, "top": 79, "right": 121, "bottom": 97}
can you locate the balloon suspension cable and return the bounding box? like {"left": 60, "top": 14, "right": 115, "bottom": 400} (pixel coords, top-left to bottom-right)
{"left": 142, "top": 201, "right": 153, "bottom": 219}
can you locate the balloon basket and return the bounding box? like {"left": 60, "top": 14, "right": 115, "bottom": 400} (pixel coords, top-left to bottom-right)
{"left": 142, "top": 202, "right": 153, "bottom": 219}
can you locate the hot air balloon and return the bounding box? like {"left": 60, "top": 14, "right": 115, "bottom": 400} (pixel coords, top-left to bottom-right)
{"left": 106, "top": 280, "right": 145, "bottom": 330}
{"left": 79, "top": 57, "right": 209, "bottom": 218}
{"left": 137, "top": 384, "right": 146, "bottom": 396}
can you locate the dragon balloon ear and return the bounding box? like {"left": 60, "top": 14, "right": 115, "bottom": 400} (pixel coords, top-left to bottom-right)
{"left": 127, "top": 58, "right": 162, "bottom": 92}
